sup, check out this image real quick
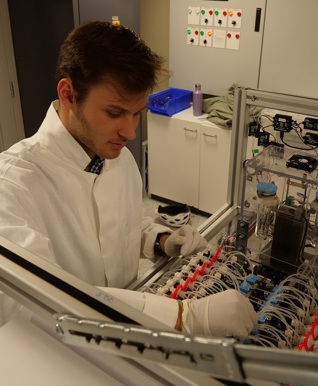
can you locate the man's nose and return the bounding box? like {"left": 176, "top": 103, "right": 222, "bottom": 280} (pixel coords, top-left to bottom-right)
{"left": 118, "top": 115, "right": 139, "bottom": 140}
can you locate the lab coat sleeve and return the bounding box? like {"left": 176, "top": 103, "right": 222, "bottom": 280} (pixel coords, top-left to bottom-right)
{"left": 0, "top": 180, "right": 55, "bottom": 262}
{"left": 141, "top": 216, "right": 172, "bottom": 259}
{"left": 99, "top": 287, "right": 179, "bottom": 330}
{"left": 0, "top": 180, "right": 54, "bottom": 327}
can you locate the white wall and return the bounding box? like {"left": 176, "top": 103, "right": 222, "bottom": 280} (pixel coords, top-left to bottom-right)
{"left": 259, "top": 0, "right": 318, "bottom": 98}
{"left": 0, "top": 0, "right": 24, "bottom": 151}
{"left": 140, "top": 0, "right": 170, "bottom": 141}
{"left": 140, "top": 0, "right": 170, "bottom": 91}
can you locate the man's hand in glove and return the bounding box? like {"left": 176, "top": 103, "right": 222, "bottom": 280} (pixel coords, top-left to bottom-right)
{"left": 182, "top": 289, "right": 258, "bottom": 337}
{"left": 163, "top": 224, "right": 207, "bottom": 257}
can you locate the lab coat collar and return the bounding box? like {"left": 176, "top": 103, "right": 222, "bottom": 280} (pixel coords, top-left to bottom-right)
{"left": 37, "top": 101, "right": 92, "bottom": 172}
{"left": 37, "top": 101, "right": 129, "bottom": 174}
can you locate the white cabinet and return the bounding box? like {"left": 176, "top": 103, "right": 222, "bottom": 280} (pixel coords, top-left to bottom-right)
{"left": 199, "top": 123, "right": 232, "bottom": 214}
{"left": 147, "top": 108, "right": 232, "bottom": 214}
{"left": 147, "top": 111, "right": 200, "bottom": 207}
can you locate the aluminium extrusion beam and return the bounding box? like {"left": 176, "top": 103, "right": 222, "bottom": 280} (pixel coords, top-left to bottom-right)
{"left": 55, "top": 314, "right": 245, "bottom": 383}
{"left": 228, "top": 86, "right": 245, "bottom": 210}
{"left": 55, "top": 313, "right": 318, "bottom": 386}
{"left": 198, "top": 204, "right": 239, "bottom": 241}
{"left": 0, "top": 235, "right": 172, "bottom": 330}
{"left": 244, "top": 88, "right": 318, "bottom": 118}
{"left": 236, "top": 343, "right": 318, "bottom": 386}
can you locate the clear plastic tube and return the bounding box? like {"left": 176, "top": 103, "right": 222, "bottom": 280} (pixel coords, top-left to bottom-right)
{"left": 243, "top": 335, "right": 277, "bottom": 348}
{"left": 256, "top": 324, "right": 293, "bottom": 350}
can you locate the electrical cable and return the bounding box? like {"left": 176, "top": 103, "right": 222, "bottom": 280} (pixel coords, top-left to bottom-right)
{"left": 280, "top": 130, "right": 318, "bottom": 151}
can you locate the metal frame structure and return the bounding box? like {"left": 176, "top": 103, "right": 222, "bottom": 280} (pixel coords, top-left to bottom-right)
{"left": 1, "top": 233, "right": 318, "bottom": 386}
{"left": 1, "top": 88, "right": 318, "bottom": 385}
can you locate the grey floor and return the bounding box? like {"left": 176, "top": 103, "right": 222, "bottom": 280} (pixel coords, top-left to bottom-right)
{"left": 138, "top": 195, "right": 209, "bottom": 277}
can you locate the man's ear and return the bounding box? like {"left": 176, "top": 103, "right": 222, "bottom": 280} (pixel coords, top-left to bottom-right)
{"left": 57, "top": 78, "right": 75, "bottom": 108}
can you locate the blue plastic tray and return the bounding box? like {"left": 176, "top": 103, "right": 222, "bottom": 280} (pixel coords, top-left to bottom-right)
{"left": 148, "top": 88, "right": 191, "bottom": 116}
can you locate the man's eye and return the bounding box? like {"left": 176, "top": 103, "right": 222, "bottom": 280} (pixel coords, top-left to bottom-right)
{"left": 107, "top": 111, "right": 121, "bottom": 118}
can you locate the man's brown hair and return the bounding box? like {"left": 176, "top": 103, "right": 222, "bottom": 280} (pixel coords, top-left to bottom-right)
{"left": 56, "top": 21, "right": 164, "bottom": 103}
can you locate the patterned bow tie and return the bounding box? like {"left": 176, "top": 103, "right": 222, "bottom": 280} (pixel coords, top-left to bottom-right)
{"left": 89, "top": 156, "right": 105, "bottom": 175}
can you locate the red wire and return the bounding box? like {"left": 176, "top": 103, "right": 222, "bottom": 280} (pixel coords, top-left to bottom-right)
{"left": 169, "top": 248, "right": 223, "bottom": 299}
{"left": 208, "top": 247, "right": 222, "bottom": 267}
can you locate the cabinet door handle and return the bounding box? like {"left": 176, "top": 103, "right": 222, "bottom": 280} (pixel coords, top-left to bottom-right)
{"left": 203, "top": 132, "right": 217, "bottom": 138}
{"left": 184, "top": 127, "right": 198, "bottom": 133}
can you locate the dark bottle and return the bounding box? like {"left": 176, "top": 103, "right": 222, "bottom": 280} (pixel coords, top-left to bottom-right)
{"left": 193, "top": 83, "right": 203, "bottom": 116}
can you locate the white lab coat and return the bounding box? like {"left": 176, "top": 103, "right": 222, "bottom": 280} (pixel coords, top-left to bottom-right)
{"left": 0, "top": 101, "right": 177, "bottom": 327}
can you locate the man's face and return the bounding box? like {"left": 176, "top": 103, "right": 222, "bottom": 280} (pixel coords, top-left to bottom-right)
{"left": 68, "top": 82, "right": 148, "bottom": 159}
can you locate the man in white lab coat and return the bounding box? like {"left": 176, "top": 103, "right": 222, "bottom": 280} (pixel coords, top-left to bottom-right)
{"left": 0, "top": 21, "right": 257, "bottom": 336}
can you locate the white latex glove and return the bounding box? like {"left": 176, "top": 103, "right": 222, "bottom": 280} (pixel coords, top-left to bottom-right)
{"left": 182, "top": 289, "right": 258, "bottom": 337}
{"left": 164, "top": 224, "right": 207, "bottom": 257}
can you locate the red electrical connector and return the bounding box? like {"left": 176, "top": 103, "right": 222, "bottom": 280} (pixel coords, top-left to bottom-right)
{"left": 285, "top": 312, "right": 318, "bottom": 386}
{"left": 168, "top": 248, "right": 222, "bottom": 299}
{"left": 208, "top": 247, "right": 222, "bottom": 267}
{"left": 297, "top": 311, "right": 318, "bottom": 352}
